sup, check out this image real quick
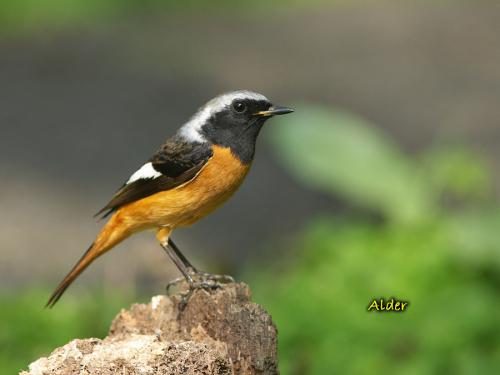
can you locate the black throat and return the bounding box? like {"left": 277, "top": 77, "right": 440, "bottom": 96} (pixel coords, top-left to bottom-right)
{"left": 201, "top": 116, "right": 266, "bottom": 164}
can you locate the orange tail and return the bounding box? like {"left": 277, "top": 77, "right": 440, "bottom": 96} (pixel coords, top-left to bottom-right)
{"left": 46, "top": 213, "right": 132, "bottom": 308}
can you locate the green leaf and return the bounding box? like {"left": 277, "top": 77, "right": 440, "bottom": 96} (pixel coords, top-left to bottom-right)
{"left": 420, "top": 146, "right": 492, "bottom": 203}
{"left": 268, "top": 105, "right": 434, "bottom": 223}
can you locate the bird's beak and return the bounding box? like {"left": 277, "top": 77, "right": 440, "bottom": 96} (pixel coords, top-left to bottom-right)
{"left": 254, "top": 106, "right": 294, "bottom": 117}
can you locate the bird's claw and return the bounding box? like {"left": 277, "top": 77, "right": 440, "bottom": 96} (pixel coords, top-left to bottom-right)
{"left": 166, "top": 271, "right": 235, "bottom": 295}
{"left": 166, "top": 276, "right": 188, "bottom": 294}
{"left": 193, "top": 272, "right": 234, "bottom": 284}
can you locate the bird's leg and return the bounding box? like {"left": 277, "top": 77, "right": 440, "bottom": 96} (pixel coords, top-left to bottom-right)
{"left": 157, "top": 228, "right": 196, "bottom": 292}
{"left": 171, "top": 237, "right": 234, "bottom": 285}
{"left": 162, "top": 238, "right": 198, "bottom": 293}
{"left": 164, "top": 238, "right": 234, "bottom": 294}
{"left": 159, "top": 240, "right": 195, "bottom": 287}
{"left": 167, "top": 238, "right": 198, "bottom": 273}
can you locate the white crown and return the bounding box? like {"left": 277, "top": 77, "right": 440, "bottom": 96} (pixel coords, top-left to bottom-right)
{"left": 179, "top": 90, "right": 268, "bottom": 143}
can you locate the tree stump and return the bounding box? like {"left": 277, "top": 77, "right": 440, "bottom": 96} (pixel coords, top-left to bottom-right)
{"left": 21, "top": 283, "right": 278, "bottom": 375}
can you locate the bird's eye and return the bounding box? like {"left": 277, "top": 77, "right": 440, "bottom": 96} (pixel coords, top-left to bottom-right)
{"left": 232, "top": 101, "right": 247, "bottom": 113}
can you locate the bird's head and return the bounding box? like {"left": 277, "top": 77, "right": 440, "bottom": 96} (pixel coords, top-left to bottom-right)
{"left": 178, "top": 91, "right": 293, "bottom": 162}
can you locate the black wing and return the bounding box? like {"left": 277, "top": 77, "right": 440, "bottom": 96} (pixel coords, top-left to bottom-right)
{"left": 95, "top": 137, "right": 212, "bottom": 218}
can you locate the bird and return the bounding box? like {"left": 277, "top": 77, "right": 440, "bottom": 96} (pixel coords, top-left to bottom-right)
{"left": 46, "top": 90, "right": 294, "bottom": 307}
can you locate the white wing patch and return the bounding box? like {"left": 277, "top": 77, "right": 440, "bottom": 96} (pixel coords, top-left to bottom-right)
{"left": 126, "top": 162, "right": 162, "bottom": 184}
{"left": 179, "top": 90, "right": 268, "bottom": 143}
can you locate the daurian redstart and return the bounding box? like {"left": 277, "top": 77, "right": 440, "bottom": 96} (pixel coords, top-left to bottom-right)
{"left": 47, "top": 90, "right": 293, "bottom": 307}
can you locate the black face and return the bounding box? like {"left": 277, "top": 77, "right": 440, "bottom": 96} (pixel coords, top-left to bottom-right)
{"left": 200, "top": 98, "right": 274, "bottom": 164}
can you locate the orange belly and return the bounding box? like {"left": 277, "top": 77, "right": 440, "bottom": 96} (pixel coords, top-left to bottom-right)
{"left": 116, "top": 145, "right": 250, "bottom": 230}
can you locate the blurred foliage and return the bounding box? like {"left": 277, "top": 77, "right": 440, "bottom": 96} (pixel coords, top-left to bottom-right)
{"left": 245, "top": 105, "right": 500, "bottom": 374}
{"left": 268, "top": 107, "right": 434, "bottom": 224}
{"left": 0, "top": 289, "right": 133, "bottom": 374}
{"left": 0, "top": 0, "right": 344, "bottom": 33}
{"left": 421, "top": 146, "right": 492, "bottom": 204}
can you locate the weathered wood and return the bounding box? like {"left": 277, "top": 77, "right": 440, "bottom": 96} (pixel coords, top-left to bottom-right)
{"left": 22, "top": 283, "right": 278, "bottom": 375}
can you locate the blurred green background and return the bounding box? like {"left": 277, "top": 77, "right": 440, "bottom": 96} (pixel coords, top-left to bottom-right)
{"left": 1, "top": 1, "right": 499, "bottom": 374}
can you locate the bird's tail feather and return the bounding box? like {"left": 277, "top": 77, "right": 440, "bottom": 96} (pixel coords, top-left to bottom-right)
{"left": 46, "top": 242, "right": 96, "bottom": 308}
{"left": 46, "top": 214, "right": 131, "bottom": 308}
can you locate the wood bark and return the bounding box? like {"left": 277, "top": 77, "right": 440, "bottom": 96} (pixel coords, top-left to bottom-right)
{"left": 22, "top": 283, "right": 278, "bottom": 375}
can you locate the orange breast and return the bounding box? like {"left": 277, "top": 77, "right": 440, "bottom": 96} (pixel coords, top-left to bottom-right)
{"left": 117, "top": 145, "right": 250, "bottom": 230}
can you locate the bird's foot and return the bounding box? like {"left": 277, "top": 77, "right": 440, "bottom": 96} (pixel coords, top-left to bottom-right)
{"left": 189, "top": 273, "right": 234, "bottom": 292}
{"left": 193, "top": 271, "right": 234, "bottom": 285}
{"left": 166, "top": 275, "right": 189, "bottom": 294}
{"left": 167, "top": 271, "right": 235, "bottom": 310}
{"left": 166, "top": 271, "right": 234, "bottom": 295}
